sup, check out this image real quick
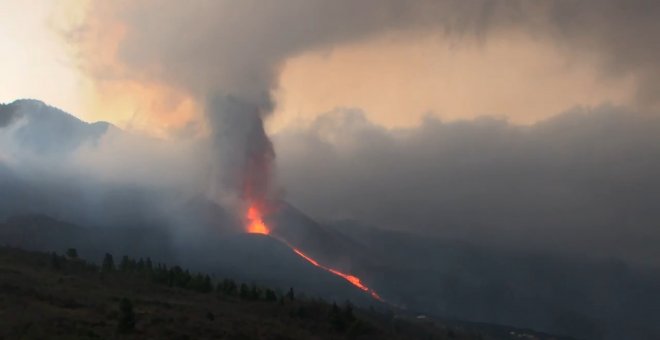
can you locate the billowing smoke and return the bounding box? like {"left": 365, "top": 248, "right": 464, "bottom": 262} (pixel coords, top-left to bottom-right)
{"left": 66, "top": 0, "right": 660, "bottom": 214}
{"left": 274, "top": 105, "right": 660, "bottom": 267}
{"left": 206, "top": 96, "right": 275, "bottom": 209}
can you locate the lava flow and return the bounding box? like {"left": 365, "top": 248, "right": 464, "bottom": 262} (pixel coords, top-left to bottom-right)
{"left": 245, "top": 203, "right": 383, "bottom": 302}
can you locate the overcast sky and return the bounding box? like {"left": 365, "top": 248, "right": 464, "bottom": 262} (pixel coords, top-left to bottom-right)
{"left": 3, "top": 0, "right": 660, "bottom": 266}
{"left": 2, "top": 1, "right": 655, "bottom": 135}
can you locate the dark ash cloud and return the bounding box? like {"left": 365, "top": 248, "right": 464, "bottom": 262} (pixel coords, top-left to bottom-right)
{"left": 274, "top": 106, "right": 660, "bottom": 267}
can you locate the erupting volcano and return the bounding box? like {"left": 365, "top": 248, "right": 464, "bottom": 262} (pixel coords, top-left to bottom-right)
{"left": 236, "top": 97, "right": 383, "bottom": 302}
{"left": 245, "top": 204, "right": 383, "bottom": 302}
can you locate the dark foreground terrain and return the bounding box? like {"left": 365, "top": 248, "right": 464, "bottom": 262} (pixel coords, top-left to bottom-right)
{"left": 0, "top": 246, "right": 489, "bottom": 340}
{"left": 0, "top": 246, "right": 574, "bottom": 340}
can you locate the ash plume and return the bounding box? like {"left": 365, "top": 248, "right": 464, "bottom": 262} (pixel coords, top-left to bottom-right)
{"left": 206, "top": 96, "right": 275, "bottom": 208}
{"left": 66, "top": 0, "right": 660, "bottom": 211}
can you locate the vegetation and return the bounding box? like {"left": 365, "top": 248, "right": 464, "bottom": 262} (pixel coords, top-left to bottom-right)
{"left": 117, "top": 298, "right": 136, "bottom": 334}
{"left": 0, "top": 246, "right": 488, "bottom": 339}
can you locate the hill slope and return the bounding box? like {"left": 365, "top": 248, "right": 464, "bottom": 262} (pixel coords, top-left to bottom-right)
{"left": 0, "top": 246, "right": 491, "bottom": 340}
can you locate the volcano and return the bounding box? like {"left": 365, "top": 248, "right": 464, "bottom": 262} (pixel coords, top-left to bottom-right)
{"left": 245, "top": 202, "right": 383, "bottom": 301}
{"left": 7, "top": 100, "right": 659, "bottom": 339}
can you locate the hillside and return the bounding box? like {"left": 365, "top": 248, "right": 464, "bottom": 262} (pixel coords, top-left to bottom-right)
{"left": 0, "top": 246, "right": 489, "bottom": 340}
{"left": 2, "top": 99, "right": 643, "bottom": 339}
{"left": 0, "top": 99, "right": 111, "bottom": 155}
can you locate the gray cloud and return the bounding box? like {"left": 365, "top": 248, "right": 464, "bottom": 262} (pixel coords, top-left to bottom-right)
{"left": 274, "top": 106, "right": 660, "bottom": 267}
{"left": 69, "top": 0, "right": 660, "bottom": 208}
{"left": 75, "top": 0, "right": 660, "bottom": 107}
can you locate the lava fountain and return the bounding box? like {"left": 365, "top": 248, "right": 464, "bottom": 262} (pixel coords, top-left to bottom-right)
{"left": 244, "top": 203, "right": 383, "bottom": 302}
{"left": 246, "top": 204, "right": 270, "bottom": 235}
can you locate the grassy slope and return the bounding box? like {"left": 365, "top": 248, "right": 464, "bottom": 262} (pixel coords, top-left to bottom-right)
{"left": 0, "top": 247, "right": 483, "bottom": 340}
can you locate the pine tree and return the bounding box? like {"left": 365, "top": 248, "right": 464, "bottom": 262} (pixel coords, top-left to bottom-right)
{"left": 265, "top": 288, "right": 277, "bottom": 301}
{"left": 330, "top": 302, "right": 345, "bottom": 330}
{"left": 119, "top": 256, "right": 130, "bottom": 272}
{"left": 65, "top": 248, "right": 78, "bottom": 259}
{"left": 239, "top": 283, "right": 250, "bottom": 299}
{"left": 145, "top": 257, "right": 153, "bottom": 271}
{"left": 102, "top": 253, "right": 115, "bottom": 272}
{"left": 250, "top": 283, "right": 260, "bottom": 300}
{"left": 219, "top": 278, "right": 237, "bottom": 295}
{"left": 189, "top": 273, "right": 205, "bottom": 292}
{"left": 343, "top": 301, "right": 356, "bottom": 323}
{"left": 128, "top": 258, "right": 138, "bottom": 272}
{"left": 182, "top": 269, "right": 192, "bottom": 288}
{"left": 286, "top": 287, "right": 295, "bottom": 301}
{"left": 202, "top": 275, "right": 213, "bottom": 293}
{"left": 50, "top": 252, "right": 61, "bottom": 270}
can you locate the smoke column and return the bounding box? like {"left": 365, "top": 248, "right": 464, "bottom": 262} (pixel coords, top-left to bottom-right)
{"left": 64, "top": 0, "right": 514, "bottom": 211}
{"left": 206, "top": 95, "right": 275, "bottom": 213}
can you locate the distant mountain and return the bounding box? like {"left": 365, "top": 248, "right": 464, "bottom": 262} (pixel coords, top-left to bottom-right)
{"left": 0, "top": 99, "right": 113, "bottom": 155}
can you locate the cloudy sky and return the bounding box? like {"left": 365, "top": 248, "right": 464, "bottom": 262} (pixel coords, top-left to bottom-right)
{"left": 0, "top": 2, "right": 83, "bottom": 117}
{"left": 3, "top": 0, "right": 660, "bottom": 266}
{"left": 2, "top": 1, "right": 654, "bottom": 134}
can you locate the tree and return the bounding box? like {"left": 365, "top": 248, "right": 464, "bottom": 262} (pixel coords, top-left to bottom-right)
{"left": 286, "top": 287, "right": 295, "bottom": 301}
{"left": 102, "top": 253, "right": 115, "bottom": 272}
{"left": 50, "top": 252, "right": 61, "bottom": 270}
{"left": 65, "top": 248, "right": 78, "bottom": 259}
{"left": 117, "top": 298, "right": 136, "bottom": 333}
{"left": 119, "top": 256, "right": 130, "bottom": 272}
{"left": 330, "top": 302, "right": 346, "bottom": 331}
{"left": 189, "top": 273, "right": 209, "bottom": 292}
{"left": 202, "top": 275, "right": 213, "bottom": 293}
{"left": 343, "top": 301, "right": 356, "bottom": 323}
{"left": 239, "top": 283, "right": 250, "bottom": 299}
{"left": 250, "top": 284, "right": 261, "bottom": 300}
{"left": 219, "top": 279, "right": 237, "bottom": 295}
{"left": 145, "top": 257, "right": 153, "bottom": 271}
{"left": 329, "top": 301, "right": 358, "bottom": 332}
{"left": 265, "top": 289, "right": 277, "bottom": 301}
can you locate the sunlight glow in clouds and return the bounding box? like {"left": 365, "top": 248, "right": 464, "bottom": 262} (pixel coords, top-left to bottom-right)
{"left": 272, "top": 31, "right": 636, "bottom": 130}
{"left": 0, "top": 1, "right": 644, "bottom": 136}
{"left": 0, "top": 1, "right": 85, "bottom": 119}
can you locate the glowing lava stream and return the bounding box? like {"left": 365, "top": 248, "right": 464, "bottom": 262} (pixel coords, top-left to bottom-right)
{"left": 245, "top": 204, "right": 383, "bottom": 302}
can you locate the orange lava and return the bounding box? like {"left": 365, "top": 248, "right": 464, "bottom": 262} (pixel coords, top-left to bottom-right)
{"left": 244, "top": 204, "right": 383, "bottom": 302}
{"left": 246, "top": 205, "right": 270, "bottom": 235}
{"left": 292, "top": 246, "right": 383, "bottom": 301}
